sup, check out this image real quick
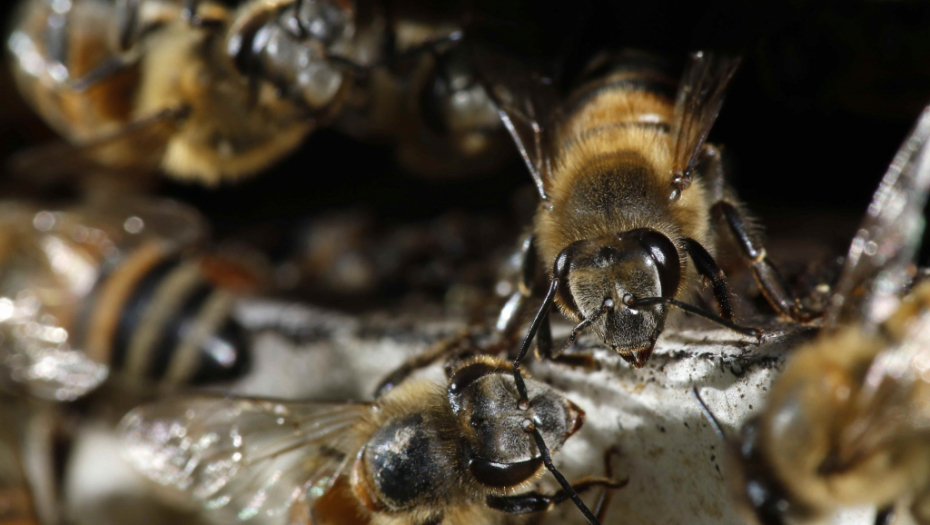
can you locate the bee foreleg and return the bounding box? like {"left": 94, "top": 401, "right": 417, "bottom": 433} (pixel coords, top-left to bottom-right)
{"left": 485, "top": 476, "right": 627, "bottom": 516}
{"left": 373, "top": 331, "right": 475, "bottom": 398}
{"left": 682, "top": 238, "right": 733, "bottom": 319}
{"left": 496, "top": 234, "right": 540, "bottom": 345}
{"left": 711, "top": 201, "right": 819, "bottom": 322}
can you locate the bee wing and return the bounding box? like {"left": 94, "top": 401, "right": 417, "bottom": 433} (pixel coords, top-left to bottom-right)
{"left": 470, "top": 41, "right": 559, "bottom": 201}
{"left": 826, "top": 106, "right": 930, "bottom": 330}
{"left": 7, "top": 106, "right": 187, "bottom": 184}
{"left": 71, "top": 196, "right": 208, "bottom": 252}
{"left": 119, "top": 396, "right": 373, "bottom": 525}
{"left": 670, "top": 52, "right": 741, "bottom": 180}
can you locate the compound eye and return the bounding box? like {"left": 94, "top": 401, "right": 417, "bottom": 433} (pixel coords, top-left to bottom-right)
{"left": 468, "top": 455, "right": 543, "bottom": 488}
{"left": 622, "top": 294, "right": 635, "bottom": 307}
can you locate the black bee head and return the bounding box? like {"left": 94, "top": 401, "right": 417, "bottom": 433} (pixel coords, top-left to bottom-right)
{"left": 562, "top": 229, "right": 681, "bottom": 367}
{"left": 447, "top": 358, "right": 584, "bottom": 488}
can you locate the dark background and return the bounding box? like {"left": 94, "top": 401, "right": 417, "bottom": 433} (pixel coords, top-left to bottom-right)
{"left": 2, "top": 0, "right": 929, "bottom": 264}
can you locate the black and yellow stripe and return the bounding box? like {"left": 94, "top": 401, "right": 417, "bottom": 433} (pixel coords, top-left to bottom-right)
{"left": 555, "top": 51, "right": 678, "bottom": 156}
{"left": 73, "top": 242, "right": 250, "bottom": 387}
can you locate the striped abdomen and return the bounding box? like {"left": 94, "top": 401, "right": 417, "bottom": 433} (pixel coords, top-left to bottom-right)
{"left": 554, "top": 52, "right": 678, "bottom": 160}
{"left": 74, "top": 242, "right": 250, "bottom": 387}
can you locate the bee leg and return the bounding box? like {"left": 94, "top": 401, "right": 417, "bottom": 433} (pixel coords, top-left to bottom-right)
{"left": 592, "top": 447, "right": 624, "bottom": 521}
{"left": 496, "top": 235, "right": 540, "bottom": 349}
{"left": 485, "top": 476, "right": 627, "bottom": 516}
{"left": 711, "top": 201, "right": 819, "bottom": 322}
{"left": 373, "top": 331, "right": 475, "bottom": 398}
{"left": 682, "top": 238, "right": 733, "bottom": 319}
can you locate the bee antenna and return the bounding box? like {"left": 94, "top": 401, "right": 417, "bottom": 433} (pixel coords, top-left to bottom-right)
{"left": 512, "top": 280, "right": 559, "bottom": 408}
{"left": 628, "top": 297, "right": 762, "bottom": 342}
{"left": 522, "top": 419, "right": 603, "bottom": 525}
{"left": 692, "top": 387, "right": 727, "bottom": 440}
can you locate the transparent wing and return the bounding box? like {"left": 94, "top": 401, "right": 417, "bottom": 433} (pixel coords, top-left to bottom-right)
{"left": 826, "top": 105, "right": 930, "bottom": 330}
{"left": 470, "top": 41, "right": 559, "bottom": 201}
{"left": 70, "top": 196, "right": 207, "bottom": 252}
{"left": 119, "top": 396, "right": 372, "bottom": 525}
{"left": 670, "top": 52, "right": 741, "bottom": 181}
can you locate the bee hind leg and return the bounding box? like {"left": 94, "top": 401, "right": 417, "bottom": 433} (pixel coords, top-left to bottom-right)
{"left": 373, "top": 331, "right": 487, "bottom": 398}
{"left": 711, "top": 201, "right": 819, "bottom": 322}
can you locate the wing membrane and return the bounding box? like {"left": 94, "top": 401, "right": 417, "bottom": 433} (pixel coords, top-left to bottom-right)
{"left": 470, "top": 41, "right": 559, "bottom": 201}
{"left": 670, "top": 52, "right": 741, "bottom": 181}
{"left": 119, "top": 396, "right": 372, "bottom": 525}
{"left": 826, "top": 105, "right": 930, "bottom": 330}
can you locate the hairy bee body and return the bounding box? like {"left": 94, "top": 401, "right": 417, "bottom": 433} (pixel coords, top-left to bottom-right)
{"left": 9, "top": 0, "right": 503, "bottom": 185}
{"left": 8, "top": 0, "right": 349, "bottom": 185}
{"left": 724, "top": 105, "right": 930, "bottom": 525}
{"left": 540, "top": 56, "right": 714, "bottom": 311}
{"left": 0, "top": 200, "right": 252, "bottom": 400}
{"left": 120, "top": 355, "right": 608, "bottom": 525}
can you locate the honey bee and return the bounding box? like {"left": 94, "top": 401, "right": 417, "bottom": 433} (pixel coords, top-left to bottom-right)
{"left": 700, "top": 104, "right": 930, "bottom": 525}
{"left": 7, "top": 0, "right": 365, "bottom": 185}
{"left": 119, "top": 354, "right": 624, "bottom": 525}
{"left": 0, "top": 198, "right": 253, "bottom": 401}
{"left": 7, "top": 0, "right": 502, "bottom": 186}
{"left": 479, "top": 47, "right": 816, "bottom": 377}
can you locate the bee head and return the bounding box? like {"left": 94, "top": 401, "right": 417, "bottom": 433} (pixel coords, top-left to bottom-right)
{"left": 447, "top": 358, "right": 584, "bottom": 488}
{"left": 561, "top": 229, "right": 681, "bottom": 367}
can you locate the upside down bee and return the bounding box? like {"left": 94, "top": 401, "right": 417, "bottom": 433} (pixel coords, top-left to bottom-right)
{"left": 8, "top": 0, "right": 505, "bottom": 186}
{"left": 120, "top": 353, "right": 625, "bottom": 525}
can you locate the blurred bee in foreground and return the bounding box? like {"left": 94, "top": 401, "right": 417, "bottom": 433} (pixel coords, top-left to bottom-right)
{"left": 7, "top": 0, "right": 505, "bottom": 186}
{"left": 479, "top": 46, "right": 816, "bottom": 381}
{"left": 120, "top": 353, "right": 625, "bottom": 525}
{"left": 696, "top": 105, "right": 930, "bottom": 525}
{"left": 7, "top": 0, "right": 362, "bottom": 185}
{"left": 0, "top": 198, "right": 254, "bottom": 402}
